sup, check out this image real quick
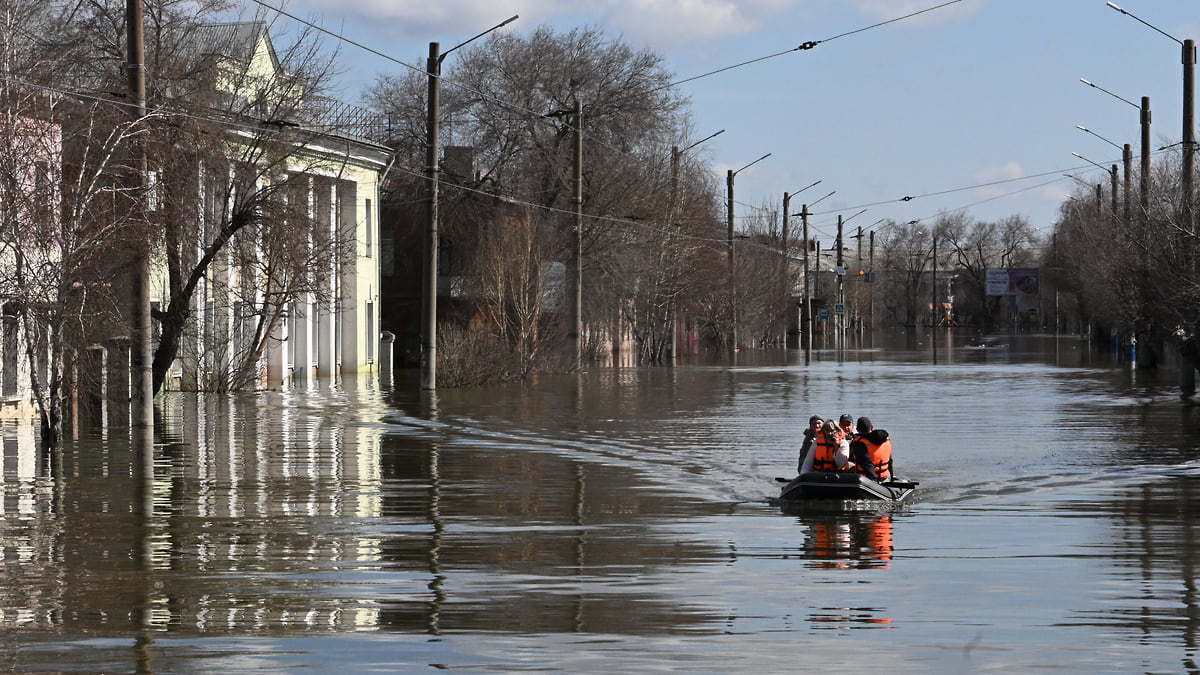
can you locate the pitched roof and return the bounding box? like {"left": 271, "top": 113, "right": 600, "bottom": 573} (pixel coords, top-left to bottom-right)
{"left": 177, "top": 22, "right": 278, "bottom": 72}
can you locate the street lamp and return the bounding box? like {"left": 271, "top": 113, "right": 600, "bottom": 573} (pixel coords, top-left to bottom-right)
{"left": 781, "top": 179, "right": 820, "bottom": 347}
{"left": 727, "top": 152, "right": 771, "bottom": 350}
{"left": 1081, "top": 78, "right": 1151, "bottom": 222}
{"left": 1072, "top": 151, "right": 1119, "bottom": 218}
{"left": 421, "top": 15, "right": 518, "bottom": 391}
{"left": 1078, "top": 124, "right": 1133, "bottom": 227}
{"left": 1106, "top": 2, "right": 1194, "bottom": 233}
{"left": 791, "top": 189, "right": 834, "bottom": 362}
{"left": 834, "top": 208, "right": 866, "bottom": 351}
{"left": 667, "top": 128, "right": 723, "bottom": 362}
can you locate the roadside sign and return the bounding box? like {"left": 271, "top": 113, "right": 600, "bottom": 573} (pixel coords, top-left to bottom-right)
{"left": 833, "top": 303, "right": 845, "bottom": 315}
{"left": 818, "top": 307, "right": 829, "bottom": 320}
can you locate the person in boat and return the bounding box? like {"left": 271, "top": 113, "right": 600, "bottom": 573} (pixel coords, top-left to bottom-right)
{"left": 837, "top": 413, "right": 855, "bottom": 438}
{"left": 849, "top": 416, "right": 892, "bottom": 481}
{"left": 797, "top": 415, "right": 823, "bottom": 474}
{"left": 811, "top": 417, "right": 854, "bottom": 473}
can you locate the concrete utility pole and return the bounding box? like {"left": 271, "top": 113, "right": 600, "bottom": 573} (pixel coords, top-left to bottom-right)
{"left": 1183, "top": 39, "right": 1195, "bottom": 235}
{"left": 1140, "top": 97, "right": 1151, "bottom": 220}
{"left": 836, "top": 215, "right": 843, "bottom": 349}
{"left": 667, "top": 129, "right": 723, "bottom": 362}
{"left": 726, "top": 170, "right": 736, "bottom": 350}
{"left": 569, "top": 99, "right": 582, "bottom": 369}
{"left": 1110, "top": 164, "right": 1119, "bottom": 220}
{"left": 420, "top": 41, "right": 441, "bottom": 391}
{"left": 931, "top": 231, "right": 938, "bottom": 328}
{"left": 782, "top": 192, "right": 791, "bottom": 348}
{"left": 126, "top": 0, "right": 152, "bottom": 430}
{"left": 801, "top": 204, "right": 812, "bottom": 364}
{"left": 420, "top": 16, "right": 518, "bottom": 391}
{"left": 726, "top": 153, "right": 770, "bottom": 351}
{"left": 1123, "top": 143, "right": 1132, "bottom": 230}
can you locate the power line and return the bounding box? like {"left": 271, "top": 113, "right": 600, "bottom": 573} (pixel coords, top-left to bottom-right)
{"left": 666, "top": 0, "right": 965, "bottom": 89}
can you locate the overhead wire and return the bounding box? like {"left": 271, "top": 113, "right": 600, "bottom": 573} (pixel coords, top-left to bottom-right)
{"left": 208, "top": 0, "right": 1165, "bottom": 246}
{"left": 246, "top": 0, "right": 981, "bottom": 230}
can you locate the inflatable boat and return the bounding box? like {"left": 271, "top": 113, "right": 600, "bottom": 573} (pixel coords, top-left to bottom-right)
{"left": 776, "top": 472, "right": 917, "bottom": 504}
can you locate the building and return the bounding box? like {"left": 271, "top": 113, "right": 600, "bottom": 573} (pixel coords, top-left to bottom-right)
{"left": 160, "top": 23, "right": 392, "bottom": 391}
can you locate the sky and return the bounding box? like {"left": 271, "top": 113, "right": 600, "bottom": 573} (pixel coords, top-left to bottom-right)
{"left": 256, "top": 0, "right": 1200, "bottom": 247}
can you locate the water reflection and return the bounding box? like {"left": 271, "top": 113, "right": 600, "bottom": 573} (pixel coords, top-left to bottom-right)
{"left": 803, "top": 512, "right": 895, "bottom": 570}
{"left": 4, "top": 336, "right": 1200, "bottom": 672}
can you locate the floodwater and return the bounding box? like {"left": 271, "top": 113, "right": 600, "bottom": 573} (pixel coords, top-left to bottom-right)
{"left": 3, "top": 332, "right": 1200, "bottom": 673}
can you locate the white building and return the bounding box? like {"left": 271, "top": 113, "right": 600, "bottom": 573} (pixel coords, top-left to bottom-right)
{"left": 163, "top": 23, "right": 392, "bottom": 391}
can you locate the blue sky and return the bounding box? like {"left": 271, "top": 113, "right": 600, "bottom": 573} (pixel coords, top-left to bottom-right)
{"left": 269, "top": 0, "right": 1200, "bottom": 246}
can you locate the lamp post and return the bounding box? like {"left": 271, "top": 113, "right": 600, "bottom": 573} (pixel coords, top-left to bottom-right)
{"left": 1077, "top": 124, "right": 1133, "bottom": 230}
{"left": 781, "top": 179, "right": 820, "bottom": 347}
{"left": 794, "top": 189, "right": 834, "bottom": 363}
{"left": 668, "top": 129, "right": 724, "bottom": 362}
{"left": 1073, "top": 151, "right": 1119, "bottom": 220}
{"left": 1106, "top": 2, "right": 1194, "bottom": 232}
{"left": 727, "top": 152, "right": 771, "bottom": 350}
{"left": 421, "top": 15, "right": 518, "bottom": 391}
{"left": 1081, "top": 78, "right": 1151, "bottom": 225}
{"left": 834, "top": 208, "right": 866, "bottom": 353}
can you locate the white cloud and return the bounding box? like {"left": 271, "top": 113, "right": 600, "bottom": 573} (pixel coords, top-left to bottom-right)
{"left": 612, "top": 0, "right": 757, "bottom": 47}
{"left": 976, "top": 161, "right": 1025, "bottom": 184}
{"left": 307, "top": 0, "right": 780, "bottom": 50}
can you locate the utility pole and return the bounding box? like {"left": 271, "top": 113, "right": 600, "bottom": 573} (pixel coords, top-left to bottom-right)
{"left": 1141, "top": 97, "right": 1151, "bottom": 221}
{"left": 1123, "top": 143, "right": 1132, "bottom": 230}
{"left": 569, "top": 99, "right": 583, "bottom": 369}
{"left": 802, "top": 205, "right": 812, "bottom": 363}
{"left": 126, "top": 0, "right": 152, "bottom": 430}
{"left": 420, "top": 16, "right": 518, "bottom": 391}
{"left": 853, "top": 226, "right": 864, "bottom": 342}
{"left": 1184, "top": 39, "right": 1195, "bottom": 236}
{"left": 420, "top": 41, "right": 441, "bottom": 391}
{"left": 782, "top": 192, "right": 791, "bottom": 348}
{"left": 931, "top": 231, "right": 938, "bottom": 329}
{"left": 836, "top": 216, "right": 843, "bottom": 350}
{"left": 868, "top": 230, "right": 875, "bottom": 337}
{"left": 1110, "top": 164, "right": 1119, "bottom": 221}
{"left": 727, "top": 169, "right": 735, "bottom": 350}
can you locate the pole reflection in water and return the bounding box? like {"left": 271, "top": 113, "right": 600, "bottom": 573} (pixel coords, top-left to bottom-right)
{"left": 6, "top": 339, "right": 1200, "bottom": 672}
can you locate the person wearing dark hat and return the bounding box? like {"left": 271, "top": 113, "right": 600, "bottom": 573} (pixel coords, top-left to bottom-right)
{"left": 849, "top": 416, "right": 892, "bottom": 481}
{"left": 797, "top": 415, "right": 823, "bottom": 474}
{"left": 837, "top": 413, "right": 855, "bottom": 438}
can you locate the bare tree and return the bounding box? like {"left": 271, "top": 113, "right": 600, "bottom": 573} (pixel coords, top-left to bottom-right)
{"left": 367, "top": 25, "right": 703, "bottom": 371}
{"left": 877, "top": 220, "right": 933, "bottom": 326}
{"left": 0, "top": 0, "right": 159, "bottom": 445}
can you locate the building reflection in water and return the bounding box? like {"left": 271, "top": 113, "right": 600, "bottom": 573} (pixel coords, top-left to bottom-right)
{"left": 0, "top": 384, "right": 732, "bottom": 638}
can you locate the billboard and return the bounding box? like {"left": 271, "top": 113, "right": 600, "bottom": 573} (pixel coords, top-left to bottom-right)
{"left": 987, "top": 267, "right": 1039, "bottom": 318}
{"left": 986, "top": 268, "right": 1039, "bottom": 297}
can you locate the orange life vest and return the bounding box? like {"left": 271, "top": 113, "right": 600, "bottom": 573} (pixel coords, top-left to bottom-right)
{"left": 812, "top": 434, "right": 852, "bottom": 472}
{"left": 854, "top": 437, "right": 893, "bottom": 480}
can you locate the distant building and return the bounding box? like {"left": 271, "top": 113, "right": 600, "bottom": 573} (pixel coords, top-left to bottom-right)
{"left": 0, "top": 105, "right": 61, "bottom": 419}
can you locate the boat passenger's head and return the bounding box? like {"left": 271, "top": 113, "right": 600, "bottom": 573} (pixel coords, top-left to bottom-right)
{"left": 824, "top": 419, "right": 841, "bottom": 438}
{"left": 838, "top": 413, "right": 854, "bottom": 435}
{"left": 809, "top": 415, "right": 823, "bottom": 432}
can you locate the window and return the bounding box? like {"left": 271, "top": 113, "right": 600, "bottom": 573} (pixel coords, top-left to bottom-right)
{"left": 364, "top": 198, "right": 373, "bottom": 257}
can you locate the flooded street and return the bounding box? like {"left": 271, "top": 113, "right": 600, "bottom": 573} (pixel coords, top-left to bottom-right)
{"left": 4, "top": 333, "right": 1200, "bottom": 673}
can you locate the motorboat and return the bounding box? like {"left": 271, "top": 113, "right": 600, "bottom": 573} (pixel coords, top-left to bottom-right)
{"left": 775, "top": 472, "right": 917, "bottom": 504}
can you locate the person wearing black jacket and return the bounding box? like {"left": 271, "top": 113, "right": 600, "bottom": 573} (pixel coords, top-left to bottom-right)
{"left": 849, "top": 416, "right": 892, "bottom": 481}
